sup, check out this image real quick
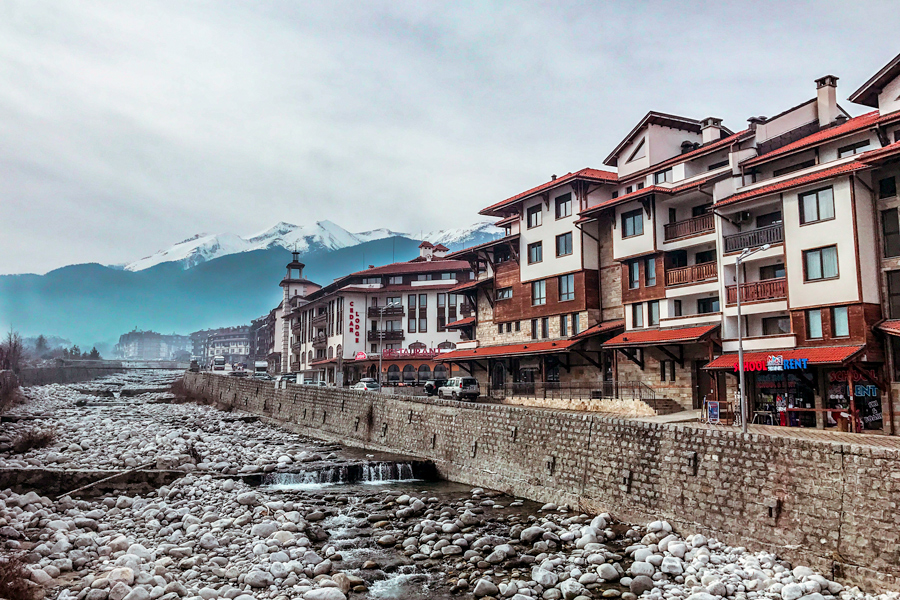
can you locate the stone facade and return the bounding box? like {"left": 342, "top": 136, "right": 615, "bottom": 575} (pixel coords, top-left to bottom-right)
{"left": 186, "top": 371, "right": 900, "bottom": 591}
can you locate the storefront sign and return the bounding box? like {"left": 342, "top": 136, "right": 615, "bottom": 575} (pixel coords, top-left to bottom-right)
{"left": 349, "top": 301, "right": 360, "bottom": 343}
{"left": 354, "top": 351, "right": 367, "bottom": 361}
{"left": 733, "top": 356, "right": 809, "bottom": 372}
{"left": 382, "top": 348, "right": 443, "bottom": 359}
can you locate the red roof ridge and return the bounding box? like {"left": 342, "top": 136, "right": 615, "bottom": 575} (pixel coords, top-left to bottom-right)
{"left": 479, "top": 168, "right": 617, "bottom": 217}
{"left": 716, "top": 161, "right": 869, "bottom": 208}
{"left": 603, "top": 324, "right": 719, "bottom": 347}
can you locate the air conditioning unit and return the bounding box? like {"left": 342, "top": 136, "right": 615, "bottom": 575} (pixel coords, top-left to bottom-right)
{"left": 734, "top": 211, "right": 752, "bottom": 224}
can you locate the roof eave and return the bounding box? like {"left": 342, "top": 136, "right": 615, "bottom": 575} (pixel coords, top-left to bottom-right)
{"left": 849, "top": 52, "right": 900, "bottom": 108}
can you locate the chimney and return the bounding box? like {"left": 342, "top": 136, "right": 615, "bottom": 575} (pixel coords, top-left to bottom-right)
{"left": 747, "top": 116, "right": 766, "bottom": 131}
{"left": 551, "top": 174, "right": 557, "bottom": 180}
{"left": 700, "top": 117, "right": 723, "bottom": 144}
{"left": 815, "top": 75, "right": 839, "bottom": 128}
{"left": 433, "top": 244, "right": 449, "bottom": 259}
{"left": 418, "top": 241, "right": 434, "bottom": 261}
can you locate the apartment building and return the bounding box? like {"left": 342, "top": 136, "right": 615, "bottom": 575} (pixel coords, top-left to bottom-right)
{"left": 287, "top": 243, "right": 472, "bottom": 385}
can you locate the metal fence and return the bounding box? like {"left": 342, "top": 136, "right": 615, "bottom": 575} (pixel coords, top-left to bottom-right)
{"left": 489, "top": 381, "right": 656, "bottom": 401}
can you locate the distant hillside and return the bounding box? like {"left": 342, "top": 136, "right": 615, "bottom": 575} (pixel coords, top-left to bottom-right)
{"left": 0, "top": 236, "right": 436, "bottom": 348}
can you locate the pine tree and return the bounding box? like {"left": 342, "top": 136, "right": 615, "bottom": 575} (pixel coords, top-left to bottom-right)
{"left": 88, "top": 347, "right": 101, "bottom": 360}
{"left": 35, "top": 335, "right": 48, "bottom": 353}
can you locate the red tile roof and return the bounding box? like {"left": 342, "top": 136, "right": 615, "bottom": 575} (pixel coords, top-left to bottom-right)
{"left": 741, "top": 111, "right": 882, "bottom": 168}
{"left": 715, "top": 161, "right": 869, "bottom": 207}
{"left": 347, "top": 259, "right": 471, "bottom": 277}
{"left": 617, "top": 130, "right": 751, "bottom": 184}
{"left": 433, "top": 244, "right": 449, "bottom": 251}
{"left": 850, "top": 52, "right": 900, "bottom": 108}
{"left": 603, "top": 324, "right": 719, "bottom": 348}
{"left": 418, "top": 241, "right": 434, "bottom": 248}
{"left": 438, "top": 338, "right": 581, "bottom": 361}
{"left": 877, "top": 320, "right": 900, "bottom": 336}
{"left": 339, "top": 283, "right": 460, "bottom": 294}
{"left": 704, "top": 345, "right": 865, "bottom": 370}
{"left": 577, "top": 174, "right": 721, "bottom": 222}
{"left": 571, "top": 319, "right": 625, "bottom": 340}
{"left": 858, "top": 141, "right": 900, "bottom": 164}
{"left": 443, "top": 316, "right": 476, "bottom": 329}
{"left": 479, "top": 168, "right": 617, "bottom": 217}
{"left": 495, "top": 214, "right": 518, "bottom": 227}
{"left": 449, "top": 277, "right": 491, "bottom": 293}
{"left": 310, "top": 358, "right": 338, "bottom": 366}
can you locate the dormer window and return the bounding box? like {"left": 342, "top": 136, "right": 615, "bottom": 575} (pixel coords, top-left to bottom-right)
{"left": 654, "top": 168, "right": 673, "bottom": 184}
{"left": 626, "top": 138, "right": 646, "bottom": 163}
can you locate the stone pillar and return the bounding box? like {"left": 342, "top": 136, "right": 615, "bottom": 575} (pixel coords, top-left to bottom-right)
{"left": 281, "top": 287, "right": 291, "bottom": 373}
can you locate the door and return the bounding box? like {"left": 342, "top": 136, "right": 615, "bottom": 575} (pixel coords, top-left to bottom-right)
{"left": 695, "top": 360, "right": 712, "bottom": 410}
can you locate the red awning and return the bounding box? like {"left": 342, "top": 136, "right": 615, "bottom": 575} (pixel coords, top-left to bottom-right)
{"left": 603, "top": 324, "right": 719, "bottom": 348}
{"left": 571, "top": 319, "right": 625, "bottom": 340}
{"left": 438, "top": 339, "right": 580, "bottom": 362}
{"left": 877, "top": 320, "right": 900, "bottom": 337}
{"left": 704, "top": 345, "right": 865, "bottom": 370}
{"left": 444, "top": 316, "right": 476, "bottom": 329}
{"left": 449, "top": 277, "right": 492, "bottom": 293}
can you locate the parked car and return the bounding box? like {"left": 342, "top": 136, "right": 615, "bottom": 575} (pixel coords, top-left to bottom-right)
{"left": 351, "top": 379, "right": 381, "bottom": 392}
{"left": 438, "top": 377, "right": 480, "bottom": 401}
{"left": 275, "top": 373, "right": 298, "bottom": 385}
{"left": 253, "top": 373, "right": 274, "bottom": 380}
{"left": 228, "top": 370, "right": 248, "bottom": 378}
{"left": 424, "top": 379, "right": 448, "bottom": 396}
{"left": 188, "top": 360, "right": 200, "bottom": 373}
{"left": 302, "top": 380, "right": 327, "bottom": 386}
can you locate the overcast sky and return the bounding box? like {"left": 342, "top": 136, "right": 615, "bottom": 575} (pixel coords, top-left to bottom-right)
{"left": 1, "top": 0, "right": 897, "bottom": 274}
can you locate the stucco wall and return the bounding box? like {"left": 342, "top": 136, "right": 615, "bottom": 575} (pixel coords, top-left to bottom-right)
{"left": 185, "top": 371, "right": 900, "bottom": 591}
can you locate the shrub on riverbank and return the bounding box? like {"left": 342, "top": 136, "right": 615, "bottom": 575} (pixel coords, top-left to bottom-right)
{"left": 0, "top": 553, "right": 36, "bottom": 600}
{"left": 12, "top": 427, "right": 57, "bottom": 454}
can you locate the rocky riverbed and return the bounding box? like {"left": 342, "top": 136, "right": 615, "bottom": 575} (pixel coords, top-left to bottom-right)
{"left": 0, "top": 371, "right": 896, "bottom": 600}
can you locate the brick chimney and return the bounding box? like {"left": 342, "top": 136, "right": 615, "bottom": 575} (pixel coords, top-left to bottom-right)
{"left": 815, "top": 75, "right": 839, "bottom": 128}
{"left": 700, "top": 117, "right": 723, "bottom": 144}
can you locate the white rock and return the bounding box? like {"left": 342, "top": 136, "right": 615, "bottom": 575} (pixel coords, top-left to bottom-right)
{"left": 302, "top": 589, "right": 346, "bottom": 600}
{"left": 661, "top": 556, "right": 683, "bottom": 575}
{"left": 630, "top": 561, "right": 655, "bottom": 577}
{"left": 598, "top": 563, "right": 619, "bottom": 581}
{"left": 782, "top": 583, "right": 804, "bottom": 600}
{"left": 474, "top": 579, "right": 500, "bottom": 597}
{"left": 531, "top": 567, "right": 558, "bottom": 587}
{"left": 559, "top": 579, "right": 585, "bottom": 600}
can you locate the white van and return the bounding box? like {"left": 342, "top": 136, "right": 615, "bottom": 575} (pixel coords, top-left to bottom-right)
{"left": 438, "top": 377, "right": 480, "bottom": 401}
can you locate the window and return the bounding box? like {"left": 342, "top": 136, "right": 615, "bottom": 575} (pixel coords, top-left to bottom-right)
{"left": 418, "top": 294, "right": 427, "bottom": 332}
{"left": 654, "top": 168, "right": 673, "bottom": 184}
{"left": 648, "top": 300, "right": 660, "bottom": 326}
{"left": 532, "top": 280, "right": 546, "bottom": 305}
{"left": 541, "top": 317, "right": 549, "bottom": 339}
{"left": 556, "top": 232, "right": 573, "bottom": 257}
{"left": 632, "top": 303, "right": 644, "bottom": 327}
{"left": 697, "top": 297, "right": 720, "bottom": 314}
{"left": 622, "top": 209, "right": 643, "bottom": 237}
{"left": 419, "top": 294, "right": 427, "bottom": 308}
{"left": 760, "top": 263, "right": 786, "bottom": 280}
{"left": 804, "top": 246, "right": 839, "bottom": 281}
{"left": 645, "top": 258, "right": 656, "bottom": 286}
{"left": 496, "top": 287, "right": 512, "bottom": 300}
{"left": 408, "top": 295, "right": 416, "bottom": 333}
{"left": 807, "top": 309, "right": 823, "bottom": 339}
{"left": 387, "top": 296, "right": 401, "bottom": 306}
{"left": 362, "top": 277, "right": 381, "bottom": 284}
{"left": 673, "top": 300, "right": 682, "bottom": 317}
{"left": 833, "top": 306, "right": 849, "bottom": 337}
{"left": 799, "top": 187, "right": 835, "bottom": 224}
{"left": 637, "top": 182, "right": 645, "bottom": 190}
{"left": 371, "top": 344, "right": 377, "bottom": 353}
{"left": 440, "top": 272, "right": 453, "bottom": 280}
{"left": 756, "top": 211, "right": 783, "bottom": 228}
{"left": 555, "top": 193, "right": 572, "bottom": 219}
{"left": 880, "top": 176, "right": 898, "bottom": 199}
{"left": 695, "top": 249, "right": 716, "bottom": 264}
{"left": 416, "top": 274, "right": 433, "bottom": 281}
{"left": 498, "top": 324, "right": 503, "bottom": 334}
{"left": 495, "top": 245, "right": 511, "bottom": 263}
{"left": 389, "top": 276, "right": 403, "bottom": 285}
{"left": 559, "top": 274, "right": 575, "bottom": 301}
{"left": 515, "top": 321, "right": 521, "bottom": 332}
{"left": 708, "top": 159, "right": 729, "bottom": 170}
{"left": 762, "top": 316, "right": 791, "bottom": 335}
{"left": 628, "top": 260, "right": 640, "bottom": 289}
{"left": 884, "top": 209, "right": 900, "bottom": 258}
{"left": 891, "top": 271, "right": 900, "bottom": 318}
{"left": 571, "top": 313, "right": 580, "bottom": 335}
{"left": 773, "top": 159, "right": 815, "bottom": 177}
{"left": 611, "top": 190, "right": 619, "bottom": 199}
{"left": 626, "top": 185, "right": 633, "bottom": 194}
{"left": 505, "top": 322, "right": 511, "bottom": 333}
{"left": 527, "top": 205, "right": 542, "bottom": 229}
{"left": 669, "top": 208, "right": 677, "bottom": 224}
{"left": 660, "top": 360, "right": 676, "bottom": 381}
{"left": 531, "top": 319, "right": 538, "bottom": 340}
{"left": 528, "top": 242, "right": 543, "bottom": 264}
{"left": 560, "top": 315, "right": 568, "bottom": 337}
{"left": 837, "top": 140, "right": 870, "bottom": 158}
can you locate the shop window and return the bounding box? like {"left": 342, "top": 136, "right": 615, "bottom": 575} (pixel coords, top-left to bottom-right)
{"left": 837, "top": 139, "right": 870, "bottom": 158}
{"left": 532, "top": 280, "right": 546, "bottom": 306}
{"left": 804, "top": 246, "right": 839, "bottom": 281}
{"left": 571, "top": 313, "right": 580, "bottom": 335}
{"left": 632, "top": 303, "right": 644, "bottom": 327}
{"left": 555, "top": 193, "right": 572, "bottom": 219}
{"left": 654, "top": 168, "right": 673, "bottom": 184}
{"left": 622, "top": 209, "right": 644, "bottom": 237}
{"left": 697, "top": 297, "right": 719, "bottom": 314}
{"left": 890, "top": 271, "right": 900, "bottom": 319}
{"left": 882, "top": 209, "right": 900, "bottom": 258}
{"left": 496, "top": 287, "right": 512, "bottom": 300}
{"left": 695, "top": 249, "right": 716, "bottom": 264}
{"left": 832, "top": 306, "right": 849, "bottom": 337}
{"left": 880, "top": 176, "right": 898, "bottom": 199}
{"left": 527, "top": 205, "right": 542, "bottom": 229}
{"left": 760, "top": 263, "right": 786, "bottom": 280}
{"left": 799, "top": 187, "right": 835, "bottom": 224}
{"left": 645, "top": 258, "right": 656, "bottom": 286}
{"left": 528, "top": 242, "right": 543, "bottom": 264}
{"left": 756, "top": 211, "right": 783, "bottom": 228}
{"left": 559, "top": 274, "right": 575, "bottom": 301}
{"left": 628, "top": 260, "right": 640, "bottom": 289}
{"left": 762, "top": 316, "right": 791, "bottom": 336}
{"left": 648, "top": 301, "right": 660, "bottom": 326}
{"left": 556, "top": 232, "right": 573, "bottom": 256}
{"left": 807, "top": 309, "right": 823, "bottom": 339}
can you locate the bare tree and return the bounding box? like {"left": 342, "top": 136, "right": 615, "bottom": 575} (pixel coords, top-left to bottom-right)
{"left": 0, "top": 329, "right": 25, "bottom": 373}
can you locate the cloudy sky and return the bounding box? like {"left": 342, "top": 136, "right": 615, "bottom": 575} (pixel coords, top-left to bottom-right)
{"left": 1, "top": 0, "right": 897, "bottom": 274}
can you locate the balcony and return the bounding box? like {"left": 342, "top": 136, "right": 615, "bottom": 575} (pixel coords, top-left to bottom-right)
{"left": 726, "top": 277, "right": 787, "bottom": 304}
{"left": 459, "top": 303, "right": 475, "bottom": 317}
{"left": 311, "top": 312, "right": 328, "bottom": 326}
{"left": 367, "top": 306, "right": 405, "bottom": 318}
{"left": 723, "top": 224, "right": 784, "bottom": 254}
{"left": 291, "top": 341, "right": 303, "bottom": 352}
{"left": 367, "top": 330, "right": 405, "bottom": 342}
{"left": 312, "top": 333, "right": 328, "bottom": 349}
{"left": 665, "top": 262, "right": 718, "bottom": 287}
{"left": 664, "top": 213, "right": 715, "bottom": 242}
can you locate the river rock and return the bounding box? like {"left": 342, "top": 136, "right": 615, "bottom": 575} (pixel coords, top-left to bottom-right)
{"left": 236, "top": 492, "right": 258, "bottom": 506}
{"left": 245, "top": 571, "right": 274, "bottom": 588}
{"left": 598, "top": 563, "right": 619, "bottom": 581}
{"left": 630, "top": 575, "right": 654, "bottom": 596}
{"left": 532, "top": 567, "right": 558, "bottom": 587}
{"left": 474, "top": 579, "right": 499, "bottom": 597}
{"left": 302, "top": 589, "right": 346, "bottom": 600}
{"left": 521, "top": 526, "right": 545, "bottom": 544}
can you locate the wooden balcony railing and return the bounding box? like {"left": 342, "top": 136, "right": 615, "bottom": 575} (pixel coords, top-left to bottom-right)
{"left": 311, "top": 333, "right": 328, "bottom": 348}
{"left": 726, "top": 277, "right": 787, "bottom": 304}
{"left": 367, "top": 306, "right": 405, "bottom": 318}
{"left": 311, "top": 313, "right": 328, "bottom": 326}
{"left": 664, "top": 212, "right": 715, "bottom": 242}
{"left": 723, "top": 224, "right": 784, "bottom": 253}
{"left": 367, "top": 330, "right": 405, "bottom": 342}
{"left": 665, "top": 262, "right": 718, "bottom": 287}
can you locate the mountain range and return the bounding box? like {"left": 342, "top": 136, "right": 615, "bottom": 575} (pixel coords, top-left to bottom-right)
{"left": 0, "top": 221, "right": 502, "bottom": 349}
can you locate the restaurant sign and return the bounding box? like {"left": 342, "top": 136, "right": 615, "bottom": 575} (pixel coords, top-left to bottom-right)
{"left": 733, "top": 355, "right": 810, "bottom": 372}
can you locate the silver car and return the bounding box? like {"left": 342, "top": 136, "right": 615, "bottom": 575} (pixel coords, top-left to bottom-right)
{"left": 438, "top": 377, "right": 480, "bottom": 401}
{"left": 351, "top": 380, "right": 381, "bottom": 392}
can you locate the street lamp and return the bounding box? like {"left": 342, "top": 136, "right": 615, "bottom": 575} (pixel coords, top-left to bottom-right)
{"left": 735, "top": 243, "right": 771, "bottom": 434}
{"left": 377, "top": 301, "right": 401, "bottom": 389}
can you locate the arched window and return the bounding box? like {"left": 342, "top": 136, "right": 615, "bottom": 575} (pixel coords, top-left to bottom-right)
{"left": 437, "top": 341, "right": 456, "bottom": 350}
{"left": 387, "top": 364, "right": 400, "bottom": 382}
{"left": 336, "top": 344, "right": 342, "bottom": 358}
{"left": 434, "top": 364, "right": 448, "bottom": 379}
{"left": 418, "top": 364, "right": 431, "bottom": 382}
{"left": 308, "top": 351, "right": 313, "bottom": 364}
{"left": 328, "top": 346, "right": 334, "bottom": 359}
{"left": 409, "top": 341, "right": 426, "bottom": 350}
{"left": 402, "top": 364, "right": 416, "bottom": 382}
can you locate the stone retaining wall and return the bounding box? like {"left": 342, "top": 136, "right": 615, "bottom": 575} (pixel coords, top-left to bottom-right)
{"left": 18, "top": 365, "right": 126, "bottom": 386}
{"left": 183, "top": 372, "right": 900, "bottom": 591}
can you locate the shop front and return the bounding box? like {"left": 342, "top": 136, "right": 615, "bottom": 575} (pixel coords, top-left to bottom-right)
{"left": 704, "top": 346, "right": 886, "bottom": 432}
{"left": 342, "top": 348, "right": 454, "bottom": 386}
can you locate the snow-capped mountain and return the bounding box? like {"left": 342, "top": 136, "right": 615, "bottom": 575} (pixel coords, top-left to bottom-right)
{"left": 124, "top": 220, "right": 503, "bottom": 272}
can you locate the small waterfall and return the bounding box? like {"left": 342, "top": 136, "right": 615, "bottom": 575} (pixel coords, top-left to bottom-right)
{"left": 262, "top": 461, "right": 425, "bottom": 489}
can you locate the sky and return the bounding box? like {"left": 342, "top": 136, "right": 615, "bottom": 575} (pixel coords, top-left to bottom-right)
{"left": 1, "top": 0, "right": 898, "bottom": 275}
